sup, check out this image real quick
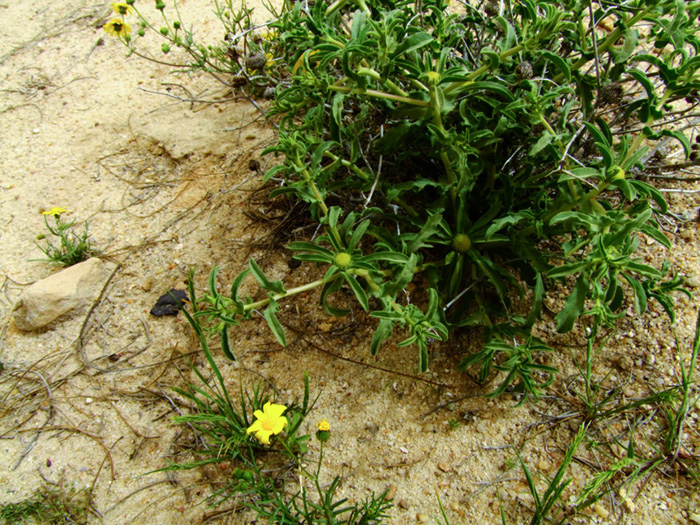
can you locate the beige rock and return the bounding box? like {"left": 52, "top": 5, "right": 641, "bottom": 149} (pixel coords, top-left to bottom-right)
{"left": 13, "top": 258, "right": 114, "bottom": 330}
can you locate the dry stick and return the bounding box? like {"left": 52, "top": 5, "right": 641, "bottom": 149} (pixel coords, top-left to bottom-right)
{"left": 102, "top": 479, "right": 175, "bottom": 515}
{"left": 90, "top": 435, "right": 124, "bottom": 509}
{"left": 109, "top": 401, "right": 146, "bottom": 439}
{"left": 16, "top": 424, "right": 116, "bottom": 480}
{"left": 77, "top": 262, "right": 121, "bottom": 373}
{"left": 12, "top": 409, "right": 53, "bottom": 470}
{"left": 281, "top": 318, "right": 454, "bottom": 389}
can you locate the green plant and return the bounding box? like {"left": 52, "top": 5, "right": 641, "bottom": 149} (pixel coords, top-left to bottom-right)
{"left": 517, "top": 423, "right": 587, "bottom": 524}
{"left": 150, "top": 0, "right": 699, "bottom": 405}
{"left": 0, "top": 482, "right": 92, "bottom": 524}
{"left": 154, "top": 274, "right": 392, "bottom": 521}
{"left": 35, "top": 207, "right": 97, "bottom": 266}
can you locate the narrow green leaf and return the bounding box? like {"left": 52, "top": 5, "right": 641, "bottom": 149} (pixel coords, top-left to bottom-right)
{"left": 220, "top": 327, "right": 236, "bottom": 360}
{"left": 539, "top": 50, "right": 571, "bottom": 81}
{"left": 344, "top": 272, "right": 369, "bottom": 311}
{"left": 231, "top": 269, "right": 250, "bottom": 305}
{"left": 555, "top": 275, "right": 589, "bottom": 333}
{"left": 390, "top": 31, "right": 433, "bottom": 59}
{"left": 370, "top": 318, "right": 394, "bottom": 356}
{"left": 264, "top": 300, "right": 287, "bottom": 346}
{"left": 348, "top": 219, "right": 370, "bottom": 252}
{"left": 249, "top": 259, "right": 286, "bottom": 294}
{"left": 622, "top": 273, "right": 647, "bottom": 315}
{"left": 288, "top": 241, "right": 334, "bottom": 256}
{"left": 208, "top": 266, "right": 220, "bottom": 296}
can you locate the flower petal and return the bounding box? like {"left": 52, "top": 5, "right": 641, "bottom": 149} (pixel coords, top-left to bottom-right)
{"left": 264, "top": 403, "right": 287, "bottom": 420}
{"left": 255, "top": 429, "right": 272, "bottom": 445}
{"left": 271, "top": 416, "right": 288, "bottom": 435}
{"left": 246, "top": 420, "right": 262, "bottom": 435}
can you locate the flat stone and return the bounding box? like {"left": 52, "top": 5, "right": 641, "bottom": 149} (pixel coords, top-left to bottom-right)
{"left": 13, "top": 258, "right": 115, "bottom": 330}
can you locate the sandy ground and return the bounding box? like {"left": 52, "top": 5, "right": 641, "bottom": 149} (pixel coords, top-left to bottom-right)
{"left": 1, "top": 1, "right": 700, "bottom": 524}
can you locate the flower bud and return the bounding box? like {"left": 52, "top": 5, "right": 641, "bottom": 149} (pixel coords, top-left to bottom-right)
{"left": 155, "top": 0, "right": 165, "bottom": 10}
{"left": 173, "top": 20, "right": 181, "bottom": 30}
{"left": 316, "top": 418, "right": 331, "bottom": 442}
{"left": 162, "top": 43, "right": 170, "bottom": 53}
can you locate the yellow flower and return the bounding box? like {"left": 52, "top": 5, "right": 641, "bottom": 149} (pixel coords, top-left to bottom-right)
{"left": 104, "top": 18, "right": 131, "bottom": 38}
{"left": 317, "top": 418, "right": 330, "bottom": 432}
{"left": 262, "top": 30, "right": 278, "bottom": 41}
{"left": 246, "top": 402, "right": 288, "bottom": 445}
{"left": 265, "top": 52, "right": 274, "bottom": 68}
{"left": 111, "top": 2, "right": 133, "bottom": 15}
{"left": 43, "top": 207, "right": 68, "bottom": 217}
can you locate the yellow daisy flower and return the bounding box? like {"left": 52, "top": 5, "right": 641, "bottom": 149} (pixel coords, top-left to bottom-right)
{"left": 265, "top": 52, "right": 275, "bottom": 69}
{"left": 246, "top": 402, "right": 288, "bottom": 445}
{"left": 111, "top": 2, "right": 133, "bottom": 15}
{"left": 43, "top": 207, "right": 68, "bottom": 217}
{"left": 104, "top": 19, "right": 131, "bottom": 38}
{"left": 317, "top": 418, "right": 330, "bottom": 431}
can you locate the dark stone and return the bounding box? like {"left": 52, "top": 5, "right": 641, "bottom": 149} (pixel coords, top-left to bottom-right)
{"left": 150, "top": 289, "right": 189, "bottom": 316}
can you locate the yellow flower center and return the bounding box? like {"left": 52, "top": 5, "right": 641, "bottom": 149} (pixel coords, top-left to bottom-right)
{"left": 261, "top": 419, "right": 275, "bottom": 431}
{"left": 452, "top": 233, "right": 472, "bottom": 253}
{"left": 334, "top": 252, "right": 352, "bottom": 268}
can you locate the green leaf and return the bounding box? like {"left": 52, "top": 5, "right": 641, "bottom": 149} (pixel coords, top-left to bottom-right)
{"left": 371, "top": 319, "right": 394, "bottom": 356}
{"left": 612, "top": 29, "right": 639, "bottom": 64}
{"left": 390, "top": 31, "right": 433, "bottom": 59}
{"left": 555, "top": 275, "right": 589, "bottom": 333}
{"left": 288, "top": 241, "right": 334, "bottom": 256}
{"left": 530, "top": 132, "right": 553, "bottom": 156}
{"left": 418, "top": 339, "right": 429, "bottom": 373}
{"left": 383, "top": 253, "right": 418, "bottom": 296}
{"left": 406, "top": 212, "right": 443, "bottom": 253}
{"left": 360, "top": 252, "right": 409, "bottom": 264}
{"left": 640, "top": 223, "right": 671, "bottom": 249}
{"left": 220, "top": 327, "right": 236, "bottom": 361}
{"left": 320, "top": 277, "right": 349, "bottom": 317}
{"left": 539, "top": 50, "right": 570, "bottom": 81}
{"left": 524, "top": 272, "right": 544, "bottom": 327}
{"left": 264, "top": 300, "right": 287, "bottom": 346}
{"left": 231, "top": 269, "right": 250, "bottom": 305}
{"left": 208, "top": 265, "right": 220, "bottom": 296}
{"left": 348, "top": 219, "right": 370, "bottom": 252}
{"left": 344, "top": 272, "right": 369, "bottom": 311}
{"left": 621, "top": 273, "right": 647, "bottom": 315}
{"left": 249, "top": 259, "right": 286, "bottom": 294}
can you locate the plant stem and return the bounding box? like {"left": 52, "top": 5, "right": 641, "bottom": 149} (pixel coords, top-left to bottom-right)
{"left": 327, "top": 84, "right": 429, "bottom": 106}
{"left": 244, "top": 276, "right": 334, "bottom": 312}
{"left": 554, "top": 6, "right": 653, "bottom": 84}
{"left": 323, "top": 151, "right": 371, "bottom": 181}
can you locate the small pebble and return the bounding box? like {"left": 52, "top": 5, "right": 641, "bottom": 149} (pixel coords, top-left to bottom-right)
{"left": 623, "top": 497, "right": 636, "bottom": 513}
{"left": 686, "top": 276, "right": 700, "bottom": 288}
{"left": 593, "top": 503, "right": 609, "bottom": 519}
{"left": 398, "top": 499, "right": 410, "bottom": 509}
{"left": 416, "top": 513, "right": 429, "bottom": 523}
{"left": 680, "top": 229, "right": 693, "bottom": 240}
{"left": 689, "top": 512, "right": 700, "bottom": 525}
{"left": 437, "top": 461, "right": 451, "bottom": 473}
{"left": 385, "top": 483, "right": 397, "bottom": 501}
{"left": 85, "top": 397, "right": 93, "bottom": 404}
{"left": 141, "top": 278, "right": 153, "bottom": 292}
{"left": 422, "top": 423, "right": 435, "bottom": 433}
{"left": 538, "top": 459, "right": 552, "bottom": 471}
